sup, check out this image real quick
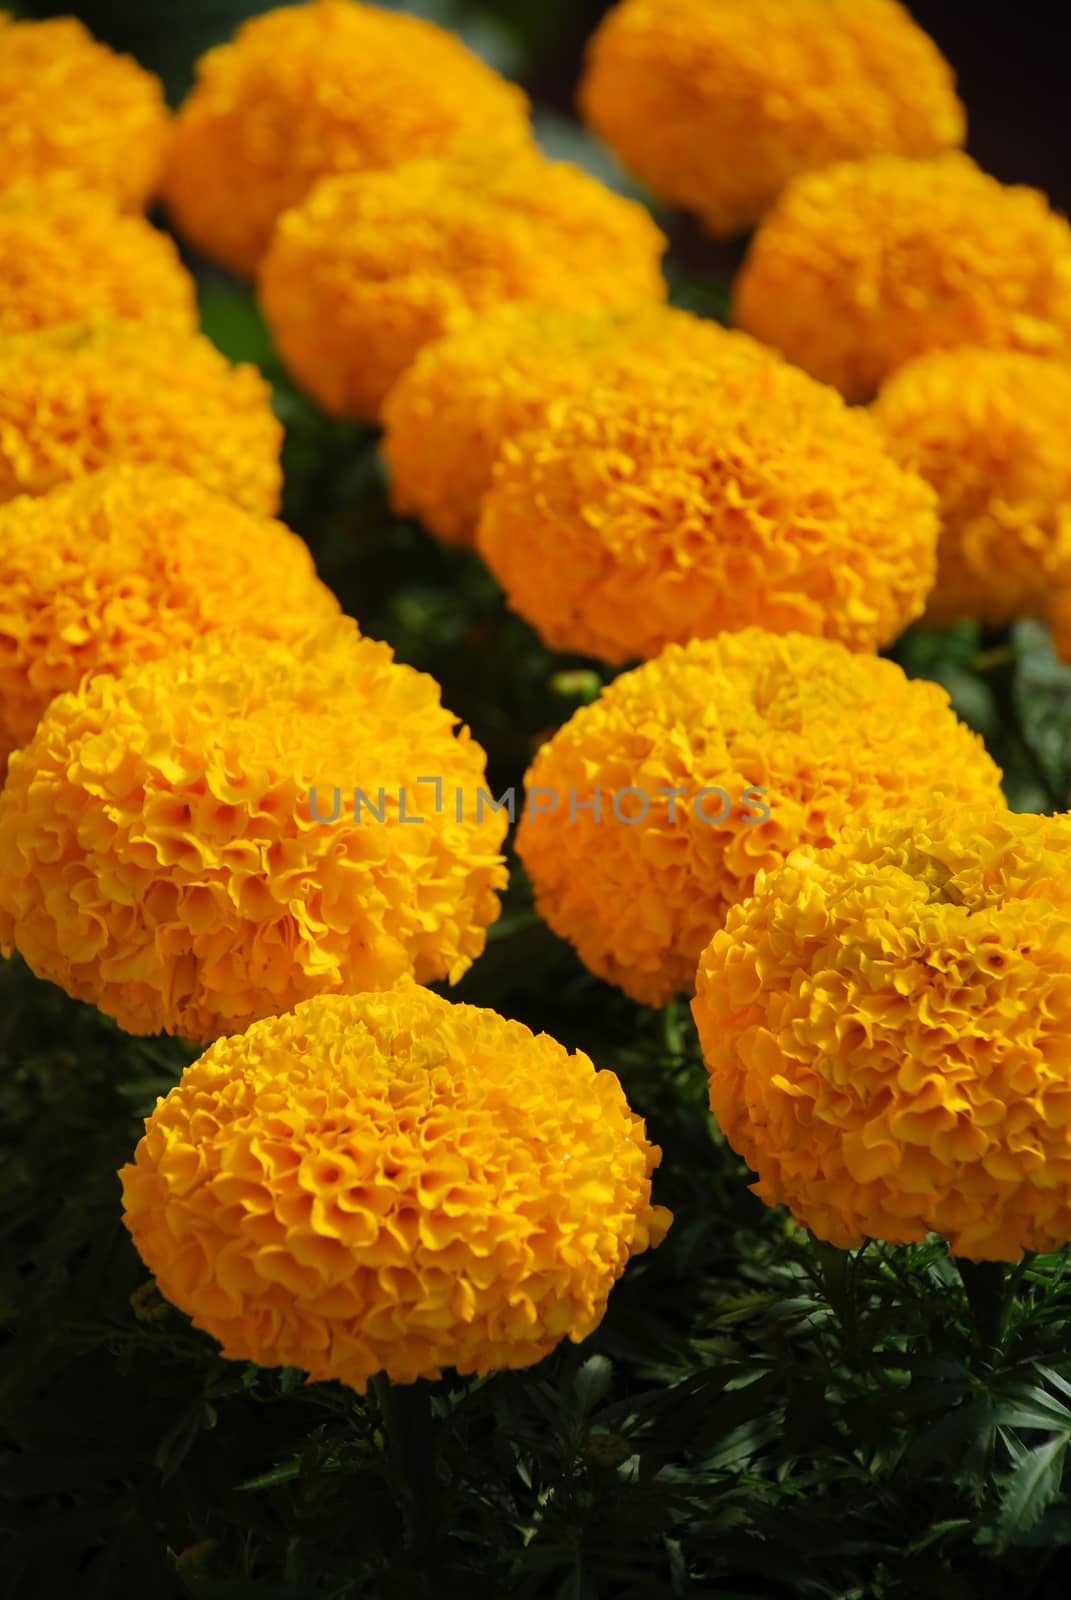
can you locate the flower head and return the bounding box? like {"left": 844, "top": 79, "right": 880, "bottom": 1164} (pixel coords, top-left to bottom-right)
{"left": 0, "top": 321, "right": 282, "bottom": 514}
{"left": 518, "top": 631, "right": 1004, "bottom": 1006}
{"left": 476, "top": 360, "right": 937, "bottom": 662}
{"left": 0, "top": 14, "right": 169, "bottom": 209}
{"left": 579, "top": 0, "right": 964, "bottom": 236}
{"left": 733, "top": 154, "right": 1071, "bottom": 399}
{"left": 119, "top": 983, "right": 671, "bottom": 1389}
{"left": 0, "top": 621, "right": 508, "bottom": 1040}
{"left": 0, "top": 178, "right": 196, "bottom": 337}
{"left": 165, "top": 0, "right": 530, "bottom": 275}
{"left": 0, "top": 465, "right": 339, "bottom": 774}
{"left": 258, "top": 144, "right": 667, "bottom": 420}
{"left": 872, "top": 348, "right": 1071, "bottom": 633}
{"left": 692, "top": 807, "right": 1071, "bottom": 1261}
{"left": 383, "top": 304, "right": 773, "bottom": 545}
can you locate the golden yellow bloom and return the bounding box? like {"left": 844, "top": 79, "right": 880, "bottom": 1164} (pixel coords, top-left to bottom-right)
{"left": 872, "top": 348, "right": 1071, "bottom": 633}
{"left": 165, "top": 0, "right": 529, "bottom": 276}
{"left": 119, "top": 983, "right": 670, "bottom": 1388}
{"left": 382, "top": 304, "right": 774, "bottom": 546}
{"left": 258, "top": 144, "right": 667, "bottom": 421}
{"left": 518, "top": 631, "right": 1004, "bottom": 1006}
{"left": 0, "top": 622, "right": 507, "bottom": 1041}
{"left": 0, "top": 179, "right": 196, "bottom": 337}
{"left": 692, "top": 806, "right": 1071, "bottom": 1262}
{"left": 578, "top": 0, "right": 964, "bottom": 236}
{"left": 733, "top": 154, "right": 1071, "bottom": 400}
{"left": 476, "top": 360, "right": 937, "bottom": 662}
{"left": 0, "top": 465, "right": 339, "bottom": 776}
{"left": 0, "top": 322, "right": 282, "bottom": 515}
{"left": 0, "top": 14, "right": 169, "bottom": 210}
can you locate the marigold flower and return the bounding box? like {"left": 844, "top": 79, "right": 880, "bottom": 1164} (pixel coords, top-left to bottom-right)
{"left": 165, "top": 0, "right": 530, "bottom": 276}
{"left": 258, "top": 145, "right": 667, "bottom": 421}
{"left": 0, "top": 322, "right": 282, "bottom": 514}
{"left": 692, "top": 806, "right": 1071, "bottom": 1262}
{"left": 517, "top": 630, "right": 1003, "bottom": 1007}
{"left": 0, "top": 14, "right": 169, "bottom": 210}
{"left": 733, "top": 154, "right": 1071, "bottom": 400}
{"left": 382, "top": 304, "right": 774, "bottom": 546}
{"left": 0, "top": 465, "right": 339, "bottom": 776}
{"left": 119, "top": 982, "right": 671, "bottom": 1388}
{"left": 476, "top": 361, "right": 937, "bottom": 662}
{"left": 0, "top": 179, "right": 196, "bottom": 337}
{"left": 0, "top": 622, "right": 507, "bottom": 1041}
{"left": 578, "top": 0, "right": 965, "bottom": 236}
{"left": 872, "top": 348, "right": 1071, "bottom": 634}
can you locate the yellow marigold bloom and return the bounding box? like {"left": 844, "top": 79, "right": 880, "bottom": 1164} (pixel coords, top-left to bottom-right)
{"left": 578, "top": 0, "right": 965, "bottom": 236}
{"left": 258, "top": 145, "right": 667, "bottom": 421}
{"left": 0, "top": 322, "right": 282, "bottom": 515}
{"left": 0, "top": 14, "right": 169, "bottom": 210}
{"left": 692, "top": 807, "right": 1071, "bottom": 1262}
{"left": 476, "top": 361, "right": 937, "bottom": 662}
{"left": 382, "top": 304, "right": 774, "bottom": 546}
{"left": 0, "top": 622, "right": 507, "bottom": 1041}
{"left": 872, "top": 349, "right": 1071, "bottom": 633}
{"left": 0, "top": 465, "right": 339, "bottom": 776}
{"left": 733, "top": 154, "right": 1071, "bottom": 400}
{"left": 517, "top": 631, "right": 1003, "bottom": 1007}
{"left": 165, "top": 0, "right": 530, "bottom": 276}
{"left": 0, "top": 179, "right": 197, "bottom": 337}
{"left": 119, "top": 983, "right": 671, "bottom": 1388}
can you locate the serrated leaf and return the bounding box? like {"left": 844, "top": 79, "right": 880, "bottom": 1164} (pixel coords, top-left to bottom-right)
{"left": 993, "top": 1433, "right": 1071, "bottom": 1548}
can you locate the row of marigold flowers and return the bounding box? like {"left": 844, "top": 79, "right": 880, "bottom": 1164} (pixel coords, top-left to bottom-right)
{"left": 1, "top": 1, "right": 1070, "bottom": 1391}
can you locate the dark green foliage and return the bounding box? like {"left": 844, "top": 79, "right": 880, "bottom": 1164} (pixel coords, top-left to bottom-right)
{"left": 7, "top": 924, "right": 1071, "bottom": 1597}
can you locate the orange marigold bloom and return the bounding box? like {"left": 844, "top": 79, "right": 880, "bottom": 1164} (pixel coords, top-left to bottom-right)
{"left": 733, "top": 154, "right": 1071, "bottom": 400}
{"left": 517, "top": 631, "right": 1003, "bottom": 1007}
{"left": 0, "top": 465, "right": 339, "bottom": 775}
{"left": 0, "top": 322, "right": 282, "bottom": 515}
{"left": 0, "top": 14, "right": 169, "bottom": 210}
{"left": 872, "top": 348, "right": 1071, "bottom": 635}
{"left": 119, "top": 983, "right": 670, "bottom": 1389}
{"left": 165, "top": 0, "right": 529, "bottom": 275}
{"left": 258, "top": 145, "right": 667, "bottom": 421}
{"left": 0, "top": 622, "right": 508, "bottom": 1041}
{"left": 692, "top": 807, "right": 1071, "bottom": 1262}
{"left": 382, "top": 304, "right": 774, "bottom": 546}
{"left": 0, "top": 179, "right": 196, "bottom": 337}
{"left": 476, "top": 360, "right": 937, "bottom": 662}
{"left": 579, "top": 0, "right": 964, "bottom": 237}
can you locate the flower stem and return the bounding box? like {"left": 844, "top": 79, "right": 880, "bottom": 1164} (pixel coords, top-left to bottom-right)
{"left": 811, "top": 1237, "right": 852, "bottom": 1325}
{"left": 957, "top": 1259, "right": 1011, "bottom": 1358}
{"left": 369, "top": 1374, "right": 438, "bottom": 1554}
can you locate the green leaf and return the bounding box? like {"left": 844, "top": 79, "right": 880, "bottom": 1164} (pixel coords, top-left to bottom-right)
{"left": 236, "top": 1458, "right": 304, "bottom": 1492}
{"left": 993, "top": 1433, "right": 1071, "bottom": 1549}
{"left": 573, "top": 1355, "right": 613, "bottom": 1417}
{"left": 197, "top": 281, "right": 275, "bottom": 371}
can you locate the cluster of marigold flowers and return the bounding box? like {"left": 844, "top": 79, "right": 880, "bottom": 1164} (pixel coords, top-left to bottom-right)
{"left": 3, "top": 0, "right": 1071, "bottom": 1401}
